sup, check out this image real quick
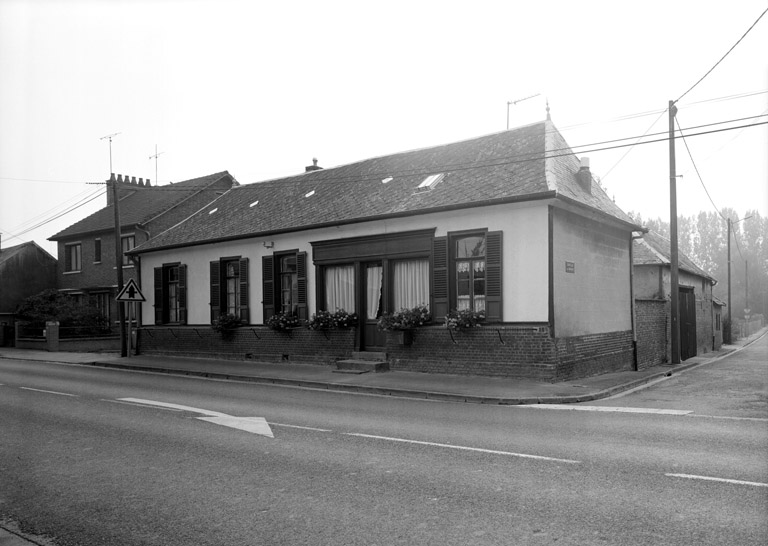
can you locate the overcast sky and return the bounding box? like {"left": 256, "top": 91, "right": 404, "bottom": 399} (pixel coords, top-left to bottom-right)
{"left": 1, "top": 0, "right": 766, "bottom": 256}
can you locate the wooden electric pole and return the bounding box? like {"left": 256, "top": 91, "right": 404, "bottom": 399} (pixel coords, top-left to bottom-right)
{"left": 111, "top": 174, "right": 128, "bottom": 357}
{"left": 668, "top": 100, "right": 680, "bottom": 364}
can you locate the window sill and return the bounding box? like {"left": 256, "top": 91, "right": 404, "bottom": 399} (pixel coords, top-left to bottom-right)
{"left": 63, "top": 270, "right": 82, "bottom": 275}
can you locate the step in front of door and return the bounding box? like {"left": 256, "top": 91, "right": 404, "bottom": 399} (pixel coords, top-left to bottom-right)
{"left": 334, "top": 358, "right": 389, "bottom": 374}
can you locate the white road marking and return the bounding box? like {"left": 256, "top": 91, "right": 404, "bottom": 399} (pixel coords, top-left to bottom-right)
{"left": 521, "top": 404, "right": 692, "bottom": 415}
{"left": 271, "top": 423, "right": 332, "bottom": 432}
{"left": 345, "top": 433, "right": 580, "bottom": 464}
{"left": 666, "top": 473, "right": 768, "bottom": 488}
{"left": 19, "top": 387, "right": 77, "bottom": 397}
{"left": 117, "top": 398, "right": 273, "bottom": 438}
{"left": 103, "top": 399, "right": 186, "bottom": 412}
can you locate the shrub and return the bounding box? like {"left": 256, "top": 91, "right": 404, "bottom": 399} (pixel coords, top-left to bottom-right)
{"left": 308, "top": 308, "right": 359, "bottom": 330}
{"left": 377, "top": 304, "right": 431, "bottom": 331}
{"left": 212, "top": 313, "right": 242, "bottom": 337}
{"left": 16, "top": 289, "right": 109, "bottom": 332}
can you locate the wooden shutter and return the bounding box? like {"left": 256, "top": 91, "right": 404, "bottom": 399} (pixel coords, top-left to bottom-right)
{"left": 297, "top": 252, "right": 308, "bottom": 321}
{"left": 178, "top": 264, "right": 188, "bottom": 325}
{"left": 154, "top": 267, "right": 164, "bottom": 325}
{"left": 239, "top": 257, "right": 249, "bottom": 324}
{"left": 209, "top": 260, "right": 220, "bottom": 323}
{"left": 432, "top": 237, "right": 449, "bottom": 320}
{"left": 485, "top": 231, "right": 503, "bottom": 321}
{"left": 262, "top": 255, "right": 275, "bottom": 323}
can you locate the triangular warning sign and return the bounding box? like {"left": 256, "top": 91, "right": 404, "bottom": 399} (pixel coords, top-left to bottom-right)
{"left": 115, "top": 278, "right": 146, "bottom": 302}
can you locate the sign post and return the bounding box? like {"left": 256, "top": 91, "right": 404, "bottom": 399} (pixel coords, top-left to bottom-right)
{"left": 116, "top": 279, "right": 146, "bottom": 357}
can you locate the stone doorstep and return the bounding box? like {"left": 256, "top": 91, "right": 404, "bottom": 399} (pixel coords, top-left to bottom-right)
{"left": 335, "top": 352, "right": 390, "bottom": 374}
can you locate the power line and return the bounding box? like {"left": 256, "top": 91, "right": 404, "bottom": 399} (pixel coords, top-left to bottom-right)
{"left": 7, "top": 188, "right": 106, "bottom": 241}
{"left": 675, "top": 116, "right": 724, "bottom": 220}
{"left": 676, "top": 6, "right": 768, "bottom": 103}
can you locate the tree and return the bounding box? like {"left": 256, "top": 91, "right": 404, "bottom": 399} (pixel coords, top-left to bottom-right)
{"left": 16, "top": 289, "right": 109, "bottom": 331}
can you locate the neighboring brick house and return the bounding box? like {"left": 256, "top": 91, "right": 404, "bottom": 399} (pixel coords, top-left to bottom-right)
{"left": 0, "top": 240, "right": 58, "bottom": 345}
{"left": 48, "top": 172, "right": 238, "bottom": 327}
{"left": 633, "top": 230, "right": 719, "bottom": 368}
{"left": 129, "top": 119, "right": 645, "bottom": 382}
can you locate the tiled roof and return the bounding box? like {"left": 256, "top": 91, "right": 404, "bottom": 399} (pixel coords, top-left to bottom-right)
{"left": 134, "top": 121, "right": 639, "bottom": 253}
{"left": 634, "top": 229, "right": 716, "bottom": 283}
{"left": 49, "top": 171, "right": 236, "bottom": 240}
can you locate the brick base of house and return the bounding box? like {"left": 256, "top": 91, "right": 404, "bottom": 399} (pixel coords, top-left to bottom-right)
{"left": 137, "top": 324, "right": 634, "bottom": 382}
{"left": 634, "top": 299, "right": 668, "bottom": 369}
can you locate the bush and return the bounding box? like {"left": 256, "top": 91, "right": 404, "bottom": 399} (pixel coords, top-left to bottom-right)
{"left": 212, "top": 313, "right": 242, "bottom": 335}
{"left": 16, "top": 289, "right": 109, "bottom": 332}
{"left": 377, "top": 304, "right": 431, "bottom": 331}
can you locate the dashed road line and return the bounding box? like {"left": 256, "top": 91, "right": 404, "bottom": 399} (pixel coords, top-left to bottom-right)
{"left": 345, "top": 432, "right": 581, "bottom": 464}
{"left": 666, "top": 473, "right": 768, "bottom": 488}
{"left": 19, "top": 387, "right": 77, "bottom": 397}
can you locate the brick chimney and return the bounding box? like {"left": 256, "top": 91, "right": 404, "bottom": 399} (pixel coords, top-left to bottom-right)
{"left": 305, "top": 158, "right": 323, "bottom": 172}
{"left": 577, "top": 157, "right": 592, "bottom": 194}
{"left": 106, "top": 173, "right": 152, "bottom": 206}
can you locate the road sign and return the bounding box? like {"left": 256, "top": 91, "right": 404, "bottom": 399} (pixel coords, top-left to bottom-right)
{"left": 115, "top": 279, "right": 146, "bottom": 302}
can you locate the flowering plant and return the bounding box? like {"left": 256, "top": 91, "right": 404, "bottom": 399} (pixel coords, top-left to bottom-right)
{"left": 377, "top": 304, "right": 431, "bottom": 331}
{"left": 212, "top": 313, "right": 242, "bottom": 338}
{"left": 266, "top": 311, "right": 301, "bottom": 331}
{"left": 308, "top": 309, "right": 359, "bottom": 330}
{"left": 444, "top": 308, "right": 485, "bottom": 330}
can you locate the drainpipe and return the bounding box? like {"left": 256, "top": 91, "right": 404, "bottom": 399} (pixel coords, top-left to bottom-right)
{"left": 630, "top": 232, "right": 644, "bottom": 371}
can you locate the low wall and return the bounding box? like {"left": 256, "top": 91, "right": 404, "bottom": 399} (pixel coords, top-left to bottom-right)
{"left": 138, "top": 324, "right": 635, "bottom": 382}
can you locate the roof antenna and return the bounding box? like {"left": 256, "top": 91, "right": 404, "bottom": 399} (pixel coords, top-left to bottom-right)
{"left": 100, "top": 132, "right": 121, "bottom": 173}
{"left": 149, "top": 144, "right": 165, "bottom": 185}
{"left": 546, "top": 98, "right": 551, "bottom": 121}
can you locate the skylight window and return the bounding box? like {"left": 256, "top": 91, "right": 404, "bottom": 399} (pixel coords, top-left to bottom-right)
{"left": 208, "top": 208, "right": 218, "bottom": 215}
{"left": 416, "top": 173, "right": 445, "bottom": 191}
{"left": 249, "top": 200, "right": 259, "bottom": 207}
{"left": 305, "top": 190, "right": 315, "bottom": 198}
{"left": 382, "top": 176, "right": 393, "bottom": 184}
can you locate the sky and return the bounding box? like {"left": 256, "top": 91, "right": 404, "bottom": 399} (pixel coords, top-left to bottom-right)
{"left": 1, "top": 0, "right": 767, "bottom": 257}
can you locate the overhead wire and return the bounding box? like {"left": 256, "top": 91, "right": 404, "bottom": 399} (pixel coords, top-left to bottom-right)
{"left": 7, "top": 187, "right": 106, "bottom": 241}
{"left": 674, "top": 116, "right": 724, "bottom": 220}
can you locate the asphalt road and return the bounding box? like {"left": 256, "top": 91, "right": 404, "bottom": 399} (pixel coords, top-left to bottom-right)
{"left": 1, "top": 338, "right": 766, "bottom": 545}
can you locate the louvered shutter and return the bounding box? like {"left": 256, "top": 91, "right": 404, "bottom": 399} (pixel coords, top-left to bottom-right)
{"left": 239, "top": 257, "right": 249, "bottom": 324}
{"left": 209, "top": 260, "right": 220, "bottom": 323}
{"left": 485, "top": 231, "right": 503, "bottom": 321}
{"left": 178, "top": 264, "right": 188, "bottom": 325}
{"left": 154, "top": 267, "right": 164, "bottom": 325}
{"left": 297, "top": 252, "right": 308, "bottom": 321}
{"left": 432, "top": 237, "right": 449, "bottom": 320}
{"left": 262, "top": 255, "right": 275, "bottom": 323}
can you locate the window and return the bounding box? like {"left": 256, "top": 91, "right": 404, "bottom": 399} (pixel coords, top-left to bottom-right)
{"left": 94, "top": 239, "right": 102, "bottom": 263}
{"left": 262, "top": 252, "right": 307, "bottom": 322}
{"left": 716, "top": 312, "right": 721, "bottom": 331}
{"left": 121, "top": 235, "right": 135, "bottom": 266}
{"left": 392, "top": 259, "right": 429, "bottom": 310}
{"left": 65, "top": 243, "right": 82, "bottom": 272}
{"left": 154, "top": 264, "right": 187, "bottom": 325}
{"left": 324, "top": 264, "right": 355, "bottom": 311}
{"left": 432, "top": 231, "right": 502, "bottom": 321}
{"left": 210, "top": 257, "right": 249, "bottom": 323}
{"left": 93, "top": 292, "right": 111, "bottom": 322}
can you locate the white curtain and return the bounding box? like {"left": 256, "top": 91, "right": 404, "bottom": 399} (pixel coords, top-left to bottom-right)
{"left": 366, "top": 265, "right": 383, "bottom": 320}
{"left": 325, "top": 265, "right": 355, "bottom": 311}
{"left": 393, "top": 259, "right": 429, "bottom": 310}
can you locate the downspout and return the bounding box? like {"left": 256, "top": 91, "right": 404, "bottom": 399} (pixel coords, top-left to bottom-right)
{"left": 630, "top": 232, "right": 644, "bottom": 371}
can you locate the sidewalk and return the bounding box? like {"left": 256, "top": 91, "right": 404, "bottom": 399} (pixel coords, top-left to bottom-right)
{"left": 1, "top": 328, "right": 765, "bottom": 405}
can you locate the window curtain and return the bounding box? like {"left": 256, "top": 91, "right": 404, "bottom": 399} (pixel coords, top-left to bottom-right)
{"left": 325, "top": 265, "right": 355, "bottom": 311}
{"left": 393, "top": 259, "right": 429, "bottom": 310}
{"left": 366, "top": 265, "right": 383, "bottom": 320}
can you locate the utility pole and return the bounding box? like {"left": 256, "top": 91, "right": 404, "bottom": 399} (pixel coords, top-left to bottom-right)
{"left": 668, "top": 100, "right": 680, "bottom": 364}
{"left": 727, "top": 218, "right": 732, "bottom": 343}
{"left": 110, "top": 173, "right": 128, "bottom": 357}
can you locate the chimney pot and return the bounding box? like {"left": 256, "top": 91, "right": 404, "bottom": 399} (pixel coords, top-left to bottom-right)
{"left": 577, "top": 157, "right": 592, "bottom": 193}
{"left": 117, "top": 174, "right": 123, "bottom": 183}
{"left": 305, "top": 158, "right": 323, "bottom": 172}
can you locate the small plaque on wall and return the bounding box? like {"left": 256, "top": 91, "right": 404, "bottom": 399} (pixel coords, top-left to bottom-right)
{"left": 565, "top": 261, "right": 575, "bottom": 274}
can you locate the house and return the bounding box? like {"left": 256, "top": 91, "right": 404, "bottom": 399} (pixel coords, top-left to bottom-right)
{"left": 633, "top": 229, "right": 720, "bottom": 367}
{"left": 0, "top": 239, "right": 57, "bottom": 345}
{"left": 48, "top": 172, "right": 238, "bottom": 328}
{"left": 129, "top": 119, "right": 643, "bottom": 381}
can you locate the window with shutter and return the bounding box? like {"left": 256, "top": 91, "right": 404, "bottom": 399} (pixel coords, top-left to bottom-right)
{"left": 210, "top": 260, "right": 221, "bottom": 323}
{"left": 432, "top": 237, "right": 449, "bottom": 320}
{"left": 262, "top": 255, "right": 275, "bottom": 322}
{"left": 154, "top": 267, "right": 164, "bottom": 325}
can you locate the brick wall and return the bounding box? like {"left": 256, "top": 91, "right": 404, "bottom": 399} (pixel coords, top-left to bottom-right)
{"left": 138, "top": 326, "right": 356, "bottom": 365}
{"left": 137, "top": 324, "right": 635, "bottom": 381}
{"left": 635, "top": 299, "right": 667, "bottom": 369}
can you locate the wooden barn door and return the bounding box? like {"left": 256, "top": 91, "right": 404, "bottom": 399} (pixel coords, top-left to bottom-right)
{"left": 678, "top": 287, "right": 697, "bottom": 361}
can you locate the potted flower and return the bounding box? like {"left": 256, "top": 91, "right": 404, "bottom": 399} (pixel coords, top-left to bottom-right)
{"left": 211, "top": 313, "right": 242, "bottom": 339}
{"left": 444, "top": 308, "right": 485, "bottom": 331}
{"left": 266, "top": 311, "right": 301, "bottom": 331}
{"left": 308, "top": 308, "right": 359, "bottom": 331}
{"left": 377, "top": 304, "right": 431, "bottom": 345}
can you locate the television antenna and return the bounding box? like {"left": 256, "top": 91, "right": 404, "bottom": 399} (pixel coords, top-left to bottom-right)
{"left": 506, "top": 94, "right": 541, "bottom": 129}
{"left": 100, "top": 132, "right": 121, "bottom": 173}
{"left": 149, "top": 144, "right": 165, "bottom": 184}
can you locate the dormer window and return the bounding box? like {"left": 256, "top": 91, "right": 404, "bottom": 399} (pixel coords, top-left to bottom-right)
{"left": 416, "top": 173, "right": 445, "bottom": 191}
